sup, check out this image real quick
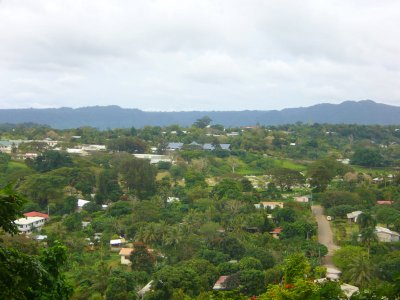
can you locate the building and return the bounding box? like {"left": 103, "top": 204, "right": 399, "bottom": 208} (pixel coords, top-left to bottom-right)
{"left": 23, "top": 211, "right": 49, "bottom": 219}
{"left": 376, "top": 200, "right": 394, "bottom": 205}
{"left": 137, "top": 280, "right": 153, "bottom": 299}
{"left": 375, "top": 226, "right": 400, "bottom": 242}
{"left": 167, "top": 142, "right": 184, "bottom": 151}
{"left": 254, "top": 201, "right": 284, "bottom": 210}
{"left": 110, "top": 238, "right": 126, "bottom": 250}
{"left": 133, "top": 154, "right": 172, "bottom": 164}
{"left": 340, "top": 283, "right": 359, "bottom": 299}
{"left": 77, "top": 199, "right": 90, "bottom": 211}
{"left": 294, "top": 196, "right": 309, "bottom": 203}
{"left": 346, "top": 211, "right": 363, "bottom": 223}
{"left": 119, "top": 248, "right": 134, "bottom": 265}
{"left": 213, "top": 276, "right": 230, "bottom": 290}
{"left": 14, "top": 217, "right": 45, "bottom": 234}
{"left": 270, "top": 227, "right": 282, "bottom": 239}
{"left": 166, "top": 197, "right": 180, "bottom": 203}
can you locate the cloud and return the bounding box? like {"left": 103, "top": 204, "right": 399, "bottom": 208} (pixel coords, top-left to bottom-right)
{"left": 0, "top": 0, "right": 400, "bottom": 110}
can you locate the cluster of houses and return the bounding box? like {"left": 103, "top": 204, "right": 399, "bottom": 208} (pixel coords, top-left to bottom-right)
{"left": 167, "top": 142, "right": 231, "bottom": 151}
{"left": 346, "top": 208, "right": 400, "bottom": 243}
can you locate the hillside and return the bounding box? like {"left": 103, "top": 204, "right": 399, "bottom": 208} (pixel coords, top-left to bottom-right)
{"left": 0, "top": 100, "right": 399, "bottom": 129}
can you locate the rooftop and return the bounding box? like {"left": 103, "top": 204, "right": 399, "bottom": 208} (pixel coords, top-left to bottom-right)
{"left": 14, "top": 216, "right": 45, "bottom": 225}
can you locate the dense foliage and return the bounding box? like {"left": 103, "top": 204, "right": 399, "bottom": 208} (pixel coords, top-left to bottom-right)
{"left": 1, "top": 122, "right": 400, "bottom": 299}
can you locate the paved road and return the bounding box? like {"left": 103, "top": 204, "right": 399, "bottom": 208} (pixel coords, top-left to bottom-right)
{"left": 312, "top": 205, "right": 340, "bottom": 268}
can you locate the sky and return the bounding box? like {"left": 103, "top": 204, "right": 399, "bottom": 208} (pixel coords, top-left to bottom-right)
{"left": 0, "top": 0, "right": 400, "bottom": 111}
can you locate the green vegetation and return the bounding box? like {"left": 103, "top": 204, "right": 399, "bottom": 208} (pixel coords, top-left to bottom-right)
{"left": 1, "top": 122, "right": 400, "bottom": 299}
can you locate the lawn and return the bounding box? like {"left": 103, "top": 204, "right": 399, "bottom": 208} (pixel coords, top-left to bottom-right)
{"left": 331, "top": 219, "right": 359, "bottom": 244}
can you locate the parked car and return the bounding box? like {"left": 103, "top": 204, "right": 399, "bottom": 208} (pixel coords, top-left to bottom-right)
{"left": 327, "top": 216, "right": 332, "bottom": 221}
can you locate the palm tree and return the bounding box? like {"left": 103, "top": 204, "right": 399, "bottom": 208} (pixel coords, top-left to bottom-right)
{"left": 359, "top": 227, "right": 378, "bottom": 256}
{"left": 346, "top": 255, "right": 373, "bottom": 288}
{"left": 357, "top": 212, "right": 376, "bottom": 230}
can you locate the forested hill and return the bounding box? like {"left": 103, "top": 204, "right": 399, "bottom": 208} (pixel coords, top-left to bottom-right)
{"left": 1, "top": 100, "right": 400, "bottom": 129}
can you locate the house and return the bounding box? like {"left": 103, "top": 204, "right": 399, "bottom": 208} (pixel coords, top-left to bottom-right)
{"left": 376, "top": 200, "right": 394, "bottom": 205}
{"left": 166, "top": 197, "right": 180, "bottom": 203}
{"left": 202, "top": 143, "right": 231, "bottom": 151}
{"left": 202, "top": 143, "right": 215, "bottom": 151}
{"left": 340, "top": 283, "right": 359, "bottom": 299}
{"left": 270, "top": 227, "right": 282, "bottom": 239}
{"left": 375, "top": 226, "right": 400, "bottom": 242}
{"left": 138, "top": 280, "right": 153, "bottom": 299}
{"left": 337, "top": 158, "right": 350, "bottom": 165}
{"left": 66, "top": 148, "right": 88, "bottom": 156}
{"left": 294, "top": 196, "right": 309, "bottom": 203}
{"left": 326, "top": 267, "right": 341, "bottom": 280}
{"left": 23, "top": 211, "right": 49, "bottom": 220}
{"left": 254, "top": 201, "right": 284, "bottom": 210}
{"left": 110, "top": 238, "right": 126, "bottom": 250}
{"left": 81, "top": 144, "right": 106, "bottom": 151}
{"left": 82, "top": 221, "right": 91, "bottom": 228}
{"left": 346, "top": 211, "right": 363, "bottom": 223}
{"left": 23, "top": 153, "right": 38, "bottom": 159}
{"left": 213, "top": 276, "right": 230, "bottom": 290}
{"left": 35, "top": 235, "right": 48, "bottom": 241}
{"left": 187, "top": 141, "right": 202, "bottom": 149}
{"left": 14, "top": 217, "right": 45, "bottom": 234}
{"left": 226, "top": 132, "right": 239, "bottom": 136}
{"left": 133, "top": 153, "right": 172, "bottom": 164}
{"left": 119, "top": 247, "right": 134, "bottom": 265}
{"left": 77, "top": 199, "right": 90, "bottom": 211}
{"left": 167, "top": 142, "right": 184, "bottom": 151}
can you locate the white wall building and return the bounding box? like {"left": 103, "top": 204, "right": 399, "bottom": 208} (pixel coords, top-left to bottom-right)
{"left": 14, "top": 217, "right": 45, "bottom": 234}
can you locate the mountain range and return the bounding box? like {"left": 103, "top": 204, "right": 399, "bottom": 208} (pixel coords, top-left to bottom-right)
{"left": 0, "top": 100, "right": 399, "bottom": 129}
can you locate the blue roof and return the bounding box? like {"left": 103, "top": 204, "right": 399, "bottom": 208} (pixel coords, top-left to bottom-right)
{"left": 167, "top": 142, "right": 184, "bottom": 149}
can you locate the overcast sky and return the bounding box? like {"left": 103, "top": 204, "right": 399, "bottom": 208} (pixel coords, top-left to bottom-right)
{"left": 0, "top": 0, "right": 400, "bottom": 111}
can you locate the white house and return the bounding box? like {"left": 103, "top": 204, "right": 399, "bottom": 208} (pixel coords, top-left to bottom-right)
{"left": 14, "top": 217, "right": 45, "bottom": 234}
{"left": 375, "top": 226, "right": 400, "bottom": 242}
{"left": 254, "top": 201, "right": 284, "bottom": 210}
{"left": 77, "top": 199, "right": 90, "bottom": 211}
{"left": 294, "top": 196, "right": 309, "bottom": 203}
{"left": 166, "top": 197, "right": 180, "bottom": 203}
{"left": 138, "top": 280, "right": 153, "bottom": 299}
{"left": 133, "top": 154, "right": 172, "bottom": 164}
{"left": 346, "top": 211, "right": 363, "bottom": 223}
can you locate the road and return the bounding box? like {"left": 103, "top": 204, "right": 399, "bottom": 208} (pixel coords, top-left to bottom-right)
{"left": 312, "top": 205, "right": 340, "bottom": 269}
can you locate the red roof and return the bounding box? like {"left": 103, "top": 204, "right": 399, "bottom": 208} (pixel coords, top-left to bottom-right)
{"left": 270, "top": 227, "right": 282, "bottom": 234}
{"left": 23, "top": 211, "right": 49, "bottom": 219}
{"left": 215, "top": 276, "right": 229, "bottom": 285}
{"left": 377, "top": 200, "right": 394, "bottom": 205}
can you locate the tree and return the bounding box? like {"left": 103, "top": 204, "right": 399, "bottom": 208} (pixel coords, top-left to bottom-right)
{"left": 193, "top": 116, "right": 212, "bottom": 129}
{"left": 271, "top": 168, "right": 304, "bottom": 191}
{"left": 211, "top": 178, "right": 242, "bottom": 199}
{"left": 107, "top": 136, "right": 147, "bottom": 153}
{"left": 218, "top": 237, "right": 245, "bottom": 259}
{"left": 129, "top": 243, "right": 155, "bottom": 274}
{"left": 346, "top": 254, "right": 373, "bottom": 288}
{"left": 0, "top": 186, "right": 72, "bottom": 299}
{"left": 351, "top": 148, "right": 384, "bottom": 167}
{"left": 19, "top": 174, "right": 67, "bottom": 207}
{"left": 0, "top": 185, "right": 26, "bottom": 234}
{"left": 112, "top": 154, "right": 156, "bottom": 198}
{"left": 26, "top": 150, "right": 72, "bottom": 172}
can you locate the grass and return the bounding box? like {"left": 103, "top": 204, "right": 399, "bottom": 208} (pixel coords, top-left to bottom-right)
{"left": 331, "top": 219, "right": 359, "bottom": 244}
{"left": 8, "top": 161, "right": 29, "bottom": 171}
{"left": 272, "top": 158, "right": 307, "bottom": 171}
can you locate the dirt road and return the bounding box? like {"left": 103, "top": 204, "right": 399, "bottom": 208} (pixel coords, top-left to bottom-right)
{"left": 312, "top": 205, "right": 340, "bottom": 267}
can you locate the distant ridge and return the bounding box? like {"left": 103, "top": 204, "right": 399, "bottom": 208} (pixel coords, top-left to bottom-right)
{"left": 0, "top": 100, "right": 399, "bottom": 129}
